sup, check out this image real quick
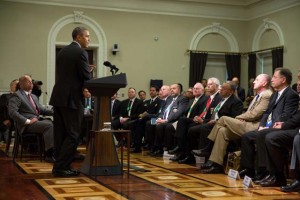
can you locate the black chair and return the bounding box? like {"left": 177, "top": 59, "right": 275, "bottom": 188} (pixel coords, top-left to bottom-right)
{"left": 5, "top": 126, "right": 14, "bottom": 155}
{"left": 12, "top": 129, "right": 45, "bottom": 162}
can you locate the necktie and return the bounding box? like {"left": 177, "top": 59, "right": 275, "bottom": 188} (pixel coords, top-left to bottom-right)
{"left": 187, "top": 98, "right": 198, "bottom": 118}
{"left": 266, "top": 92, "right": 279, "bottom": 127}
{"left": 163, "top": 98, "right": 175, "bottom": 119}
{"left": 199, "top": 97, "right": 211, "bottom": 119}
{"left": 127, "top": 100, "right": 133, "bottom": 116}
{"left": 211, "top": 98, "right": 224, "bottom": 120}
{"left": 111, "top": 100, "right": 114, "bottom": 115}
{"left": 150, "top": 99, "right": 153, "bottom": 104}
{"left": 248, "top": 94, "right": 260, "bottom": 111}
{"left": 28, "top": 93, "right": 38, "bottom": 114}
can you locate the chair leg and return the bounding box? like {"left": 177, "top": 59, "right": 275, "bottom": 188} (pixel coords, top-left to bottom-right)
{"left": 5, "top": 129, "right": 13, "bottom": 155}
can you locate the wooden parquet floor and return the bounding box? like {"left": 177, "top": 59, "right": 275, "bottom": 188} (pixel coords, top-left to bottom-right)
{"left": 0, "top": 142, "right": 300, "bottom": 200}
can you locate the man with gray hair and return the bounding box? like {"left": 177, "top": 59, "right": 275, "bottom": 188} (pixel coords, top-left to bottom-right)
{"left": 200, "top": 74, "right": 272, "bottom": 173}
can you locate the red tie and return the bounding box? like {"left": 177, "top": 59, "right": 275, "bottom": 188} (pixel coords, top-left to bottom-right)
{"left": 28, "top": 93, "right": 39, "bottom": 114}
{"left": 199, "top": 97, "right": 211, "bottom": 119}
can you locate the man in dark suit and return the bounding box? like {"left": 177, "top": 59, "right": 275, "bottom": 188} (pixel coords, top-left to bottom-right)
{"left": 232, "top": 77, "right": 245, "bottom": 102}
{"left": 0, "top": 79, "right": 18, "bottom": 143}
{"left": 131, "top": 86, "right": 162, "bottom": 152}
{"left": 239, "top": 68, "right": 299, "bottom": 185}
{"left": 151, "top": 83, "right": 189, "bottom": 156}
{"left": 111, "top": 93, "right": 121, "bottom": 121}
{"left": 50, "top": 27, "right": 93, "bottom": 177}
{"left": 8, "top": 75, "right": 54, "bottom": 162}
{"left": 168, "top": 82, "right": 207, "bottom": 161}
{"left": 281, "top": 127, "right": 300, "bottom": 192}
{"left": 188, "top": 82, "right": 244, "bottom": 169}
{"left": 111, "top": 87, "right": 144, "bottom": 147}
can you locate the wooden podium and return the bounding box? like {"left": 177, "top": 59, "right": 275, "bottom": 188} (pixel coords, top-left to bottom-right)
{"left": 80, "top": 73, "right": 127, "bottom": 176}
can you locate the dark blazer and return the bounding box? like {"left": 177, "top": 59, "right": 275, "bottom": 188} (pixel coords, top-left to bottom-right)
{"left": 144, "top": 97, "right": 162, "bottom": 115}
{"left": 216, "top": 94, "right": 244, "bottom": 119}
{"left": 259, "top": 86, "right": 299, "bottom": 127}
{"left": 49, "top": 42, "right": 92, "bottom": 109}
{"left": 0, "top": 93, "right": 13, "bottom": 131}
{"left": 184, "top": 94, "right": 208, "bottom": 118}
{"left": 282, "top": 110, "right": 300, "bottom": 130}
{"left": 237, "top": 86, "right": 246, "bottom": 102}
{"left": 111, "top": 99, "right": 121, "bottom": 120}
{"left": 159, "top": 94, "right": 189, "bottom": 123}
{"left": 119, "top": 98, "right": 144, "bottom": 120}
{"left": 82, "top": 97, "right": 95, "bottom": 109}
{"left": 204, "top": 92, "right": 222, "bottom": 120}
{"left": 8, "top": 89, "right": 53, "bottom": 134}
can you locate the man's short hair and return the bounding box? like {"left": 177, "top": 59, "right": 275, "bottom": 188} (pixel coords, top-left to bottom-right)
{"left": 72, "top": 27, "right": 88, "bottom": 40}
{"left": 275, "top": 67, "right": 292, "bottom": 85}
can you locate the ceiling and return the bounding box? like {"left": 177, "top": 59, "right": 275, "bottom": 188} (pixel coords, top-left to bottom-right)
{"left": 5, "top": 0, "right": 300, "bottom": 20}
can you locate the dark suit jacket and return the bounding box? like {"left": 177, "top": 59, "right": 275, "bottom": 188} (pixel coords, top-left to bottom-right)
{"left": 0, "top": 93, "right": 13, "bottom": 131}
{"left": 144, "top": 97, "right": 162, "bottom": 115}
{"left": 215, "top": 94, "right": 244, "bottom": 119}
{"left": 184, "top": 94, "right": 207, "bottom": 118}
{"left": 49, "top": 42, "right": 92, "bottom": 109}
{"left": 204, "top": 92, "right": 222, "bottom": 120}
{"left": 282, "top": 110, "right": 300, "bottom": 130}
{"left": 237, "top": 86, "right": 246, "bottom": 102}
{"left": 159, "top": 94, "right": 189, "bottom": 123}
{"left": 111, "top": 99, "right": 121, "bottom": 120}
{"left": 259, "top": 86, "right": 299, "bottom": 127}
{"left": 8, "top": 89, "right": 53, "bottom": 134}
{"left": 119, "top": 98, "right": 144, "bottom": 120}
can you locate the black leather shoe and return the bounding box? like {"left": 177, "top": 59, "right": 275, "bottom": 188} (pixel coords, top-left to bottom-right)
{"left": 281, "top": 179, "right": 300, "bottom": 192}
{"left": 52, "top": 169, "right": 80, "bottom": 177}
{"left": 178, "top": 155, "right": 195, "bottom": 164}
{"left": 45, "top": 156, "right": 56, "bottom": 163}
{"left": 153, "top": 149, "right": 164, "bottom": 157}
{"left": 253, "top": 174, "right": 271, "bottom": 184}
{"left": 201, "top": 163, "right": 224, "bottom": 174}
{"left": 252, "top": 171, "right": 269, "bottom": 182}
{"left": 239, "top": 168, "right": 255, "bottom": 179}
{"left": 131, "top": 148, "right": 142, "bottom": 153}
{"left": 201, "top": 160, "right": 214, "bottom": 170}
{"left": 260, "top": 175, "right": 287, "bottom": 187}
{"left": 170, "top": 152, "right": 185, "bottom": 161}
{"left": 191, "top": 149, "right": 202, "bottom": 156}
{"left": 191, "top": 149, "right": 210, "bottom": 157}
{"left": 168, "top": 146, "right": 181, "bottom": 155}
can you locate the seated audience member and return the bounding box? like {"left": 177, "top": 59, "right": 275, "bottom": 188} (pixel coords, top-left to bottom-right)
{"left": 111, "top": 93, "right": 121, "bottom": 121}
{"left": 0, "top": 79, "right": 19, "bottom": 143}
{"left": 8, "top": 75, "right": 55, "bottom": 162}
{"left": 172, "top": 77, "right": 222, "bottom": 163}
{"left": 183, "top": 87, "right": 194, "bottom": 99}
{"left": 232, "top": 77, "right": 245, "bottom": 102}
{"left": 291, "top": 69, "right": 300, "bottom": 91}
{"left": 131, "top": 86, "right": 162, "bottom": 152}
{"left": 258, "top": 110, "right": 300, "bottom": 187}
{"left": 31, "top": 79, "right": 43, "bottom": 100}
{"left": 201, "top": 78, "right": 207, "bottom": 89}
{"left": 281, "top": 129, "right": 300, "bottom": 192}
{"left": 146, "top": 85, "right": 172, "bottom": 154}
{"left": 151, "top": 83, "right": 189, "bottom": 156}
{"left": 138, "top": 90, "right": 147, "bottom": 102}
{"left": 245, "top": 77, "right": 256, "bottom": 106}
{"left": 199, "top": 74, "right": 272, "bottom": 174}
{"left": 188, "top": 82, "right": 244, "bottom": 167}
{"left": 239, "top": 68, "right": 299, "bottom": 182}
{"left": 168, "top": 82, "right": 207, "bottom": 161}
{"left": 111, "top": 87, "right": 144, "bottom": 146}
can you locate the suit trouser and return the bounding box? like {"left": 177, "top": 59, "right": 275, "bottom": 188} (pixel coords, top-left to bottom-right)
{"left": 208, "top": 116, "right": 258, "bottom": 165}
{"left": 154, "top": 123, "right": 175, "bottom": 150}
{"left": 145, "top": 120, "right": 156, "bottom": 149}
{"left": 265, "top": 129, "right": 298, "bottom": 174}
{"left": 174, "top": 117, "right": 197, "bottom": 150}
{"left": 291, "top": 134, "right": 300, "bottom": 170}
{"left": 25, "top": 119, "right": 53, "bottom": 151}
{"left": 241, "top": 128, "right": 280, "bottom": 171}
{"left": 187, "top": 123, "right": 214, "bottom": 154}
{"left": 53, "top": 106, "right": 83, "bottom": 170}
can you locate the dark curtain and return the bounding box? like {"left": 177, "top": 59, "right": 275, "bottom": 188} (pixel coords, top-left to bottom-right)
{"left": 225, "top": 54, "right": 241, "bottom": 80}
{"left": 248, "top": 53, "right": 256, "bottom": 81}
{"left": 272, "top": 48, "right": 283, "bottom": 72}
{"left": 189, "top": 52, "right": 208, "bottom": 87}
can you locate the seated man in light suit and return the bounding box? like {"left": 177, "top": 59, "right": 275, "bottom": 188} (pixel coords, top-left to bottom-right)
{"left": 239, "top": 68, "right": 299, "bottom": 185}
{"left": 200, "top": 74, "right": 272, "bottom": 174}
{"left": 8, "top": 75, "right": 55, "bottom": 162}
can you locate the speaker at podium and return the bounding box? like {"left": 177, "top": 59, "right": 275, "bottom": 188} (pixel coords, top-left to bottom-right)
{"left": 80, "top": 73, "right": 127, "bottom": 176}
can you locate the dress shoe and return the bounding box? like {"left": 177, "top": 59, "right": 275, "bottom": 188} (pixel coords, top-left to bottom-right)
{"left": 52, "top": 169, "right": 80, "bottom": 177}
{"left": 201, "top": 163, "right": 224, "bottom": 174}
{"left": 178, "top": 155, "right": 195, "bottom": 164}
{"left": 168, "top": 146, "right": 181, "bottom": 155}
{"left": 45, "top": 155, "right": 56, "bottom": 163}
{"left": 239, "top": 168, "right": 255, "bottom": 179}
{"left": 252, "top": 171, "right": 269, "bottom": 182}
{"left": 260, "top": 175, "right": 287, "bottom": 187}
{"left": 281, "top": 179, "right": 300, "bottom": 192}
{"left": 191, "top": 149, "right": 210, "bottom": 157}
{"left": 153, "top": 149, "right": 164, "bottom": 157}
{"left": 131, "top": 148, "right": 142, "bottom": 153}
{"left": 201, "top": 160, "right": 214, "bottom": 169}
{"left": 170, "top": 152, "right": 185, "bottom": 161}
